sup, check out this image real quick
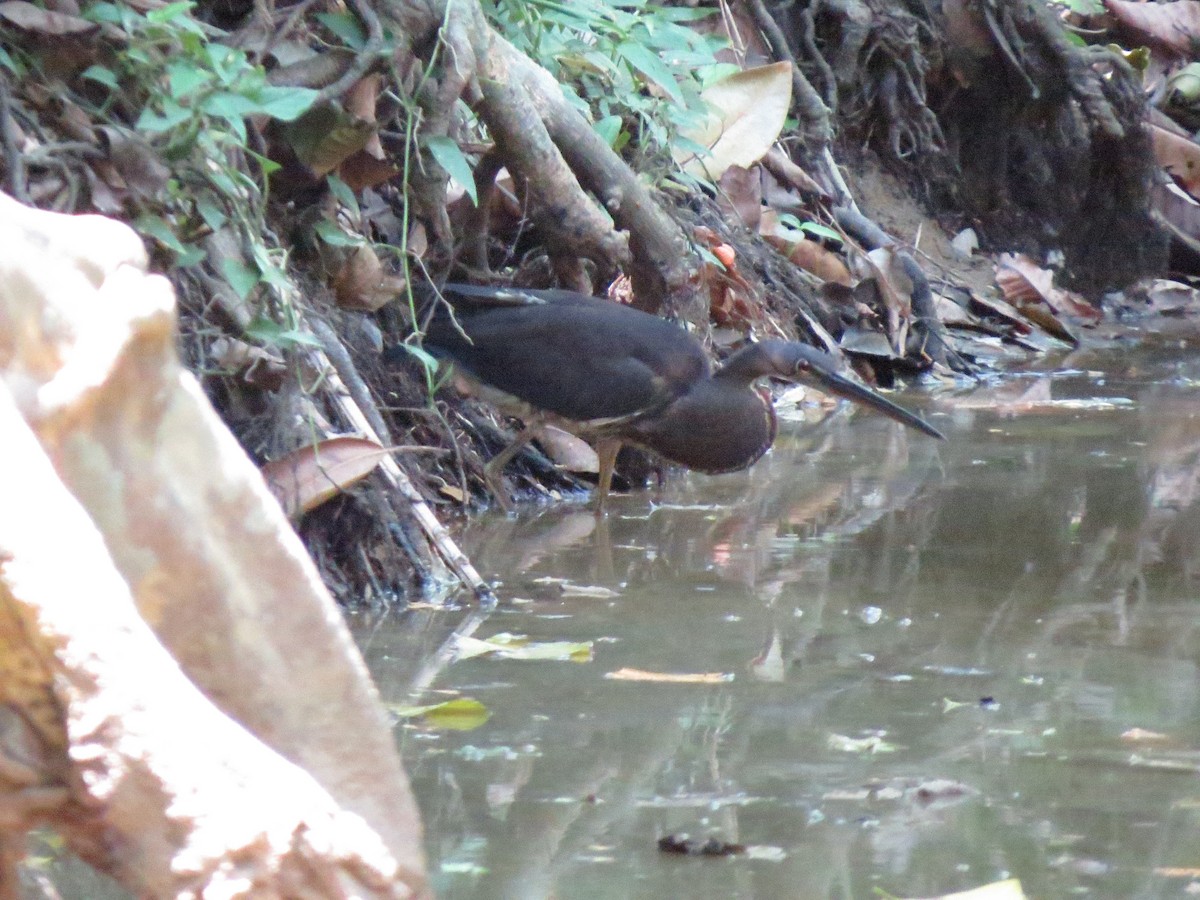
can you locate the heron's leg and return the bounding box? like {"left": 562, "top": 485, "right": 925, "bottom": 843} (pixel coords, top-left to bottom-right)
{"left": 483, "top": 422, "right": 541, "bottom": 510}
{"left": 593, "top": 439, "right": 622, "bottom": 516}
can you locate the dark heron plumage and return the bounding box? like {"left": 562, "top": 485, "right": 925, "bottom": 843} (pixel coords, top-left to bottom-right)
{"left": 388, "top": 283, "right": 943, "bottom": 509}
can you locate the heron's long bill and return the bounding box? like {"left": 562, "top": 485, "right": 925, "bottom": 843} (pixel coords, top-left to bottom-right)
{"left": 804, "top": 361, "right": 945, "bottom": 440}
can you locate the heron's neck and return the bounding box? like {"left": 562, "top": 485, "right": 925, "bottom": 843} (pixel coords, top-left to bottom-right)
{"left": 713, "top": 343, "right": 774, "bottom": 385}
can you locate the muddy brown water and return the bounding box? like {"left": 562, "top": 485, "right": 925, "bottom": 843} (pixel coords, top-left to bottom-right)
{"left": 356, "top": 334, "right": 1200, "bottom": 899}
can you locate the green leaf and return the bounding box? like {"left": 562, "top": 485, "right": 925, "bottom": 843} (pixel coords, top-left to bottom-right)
{"left": 195, "top": 195, "right": 227, "bottom": 231}
{"left": 245, "top": 148, "right": 281, "bottom": 177}
{"left": 166, "top": 60, "right": 210, "bottom": 100}
{"left": 315, "top": 11, "right": 366, "bottom": 50}
{"left": 136, "top": 102, "right": 193, "bottom": 133}
{"left": 221, "top": 257, "right": 259, "bottom": 300}
{"left": 145, "top": 1, "right": 194, "bottom": 24}
{"left": 80, "top": 64, "right": 119, "bottom": 89}
{"left": 244, "top": 317, "right": 323, "bottom": 348}
{"left": 314, "top": 219, "right": 363, "bottom": 247}
{"left": 326, "top": 173, "right": 360, "bottom": 217}
{"left": 424, "top": 135, "right": 477, "bottom": 205}
{"left": 250, "top": 85, "right": 319, "bottom": 122}
{"left": 393, "top": 341, "right": 440, "bottom": 373}
{"left": 251, "top": 244, "right": 291, "bottom": 291}
{"left": 204, "top": 43, "right": 244, "bottom": 86}
{"left": 389, "top": 697, "right": 490, "bottom": 731}
{"left": 201, "top": 91, "right": 260, "bottom": 120}
{"left": 82, "top": 2, "right": 126, "bottom": 25}
{"left": 616, "top": 40, "right": 683, "bottom": 104}
{"left": 136, "top": 215, "right": 204, "bottom": 265}
{"left": 800, "top": 221, "right": 842, "bottom": 242}
{"left": 593, "top": 114, "right": 623, "bottom": 148}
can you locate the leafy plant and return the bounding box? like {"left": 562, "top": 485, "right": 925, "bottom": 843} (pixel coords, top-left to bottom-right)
{"left": 77, "top": 0, "right": 320, "bottom": 346}
{"left": 480, "top": 0, "right": 733, "bottom": 172}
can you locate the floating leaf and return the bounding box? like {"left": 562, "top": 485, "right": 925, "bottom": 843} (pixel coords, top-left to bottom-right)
{"left": 261, "top": 435, "right": 391, "bottom": 518}
{"left": 453, "top": 633, "right": 594, "bottom": 663}
{"left": 389, "top": 698, "right": 490, "bottom": 731}
{"left": 893, "top": 877, "right": 1028, "bottom": 900}
{"left": 605, "top": 668, "right": 734, "bottom": 684}
{"left": 827, "top": 733, "right": 897, "bottom": 754}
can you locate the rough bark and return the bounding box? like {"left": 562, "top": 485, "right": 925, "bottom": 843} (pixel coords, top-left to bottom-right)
{"left": 0, "top": 194, "right": 427, "bottom": 896}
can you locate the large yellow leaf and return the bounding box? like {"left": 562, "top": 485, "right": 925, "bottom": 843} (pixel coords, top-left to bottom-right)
{"left": 676, "top": 61, "right": 793, "bottom": 180}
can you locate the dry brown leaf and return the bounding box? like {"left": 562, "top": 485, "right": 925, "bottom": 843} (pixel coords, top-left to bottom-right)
{"left": 676, "top": 61, "right": 793, "bottom": 180}
{"left": 763, "top": 147, "right": 828, "bottom": 197}
{"left": 760, "top": 209, "right": 852, "bottom": 285}
{"left": 333, "top": 245, "right": 404, "bottom": 311}
{"left": 716, "top": 164, "right": 762, "bottom": 229}
{"left": 1105, "top": 0, "right": 1200, "bottom": 57}
{"left": 261, "top": 436, "right": 390, "bottom": 518}
{"left": 857, "top": 246, "right": 912, "bottom": 354}
{"left": 283, "top": 104, "right": 374, "bottom": 176}
{"left": 0, "top": 0, "right": 95, "bottom": 34}
{"left": 537, "top": 425, "right": 598, "bottom": 474}
{"left": 211, "top": 337, "right": 287, "bottom": 391}
{"left": 1150, "top": 123, "right": 1200, "bottom": 197}
{"left": 338, "top": 151, "right": 400, "bottom": 192}
{"left": 344, "top": 75, "right": 384, "bottom": 158}
{"left": 97, "top": 126, "right": 172, "bottom": 202}
{"left": 996, "top": 252, "right": 1099, "bottom": 341}
{"left": 605, "top": 668, "right": 735, "bottom": 684}
{"left": 437, "top": 482, "right": 466, "bottom": 503}
{"left": 789, "top": 237, "right": 852, "bottom": 285}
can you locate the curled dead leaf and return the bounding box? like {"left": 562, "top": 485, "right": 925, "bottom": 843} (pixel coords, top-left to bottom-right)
{"left": 995, "top": 252, "right": 1098, "bottom": 344}
{"left": 261, "top": 436, "right": 391, "bottom": 518}
{"left": 333, "top": 244, "right": 405, "bottom": 311}
{"left": 211, "top": 337, "right": 287, "bottom": 391}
